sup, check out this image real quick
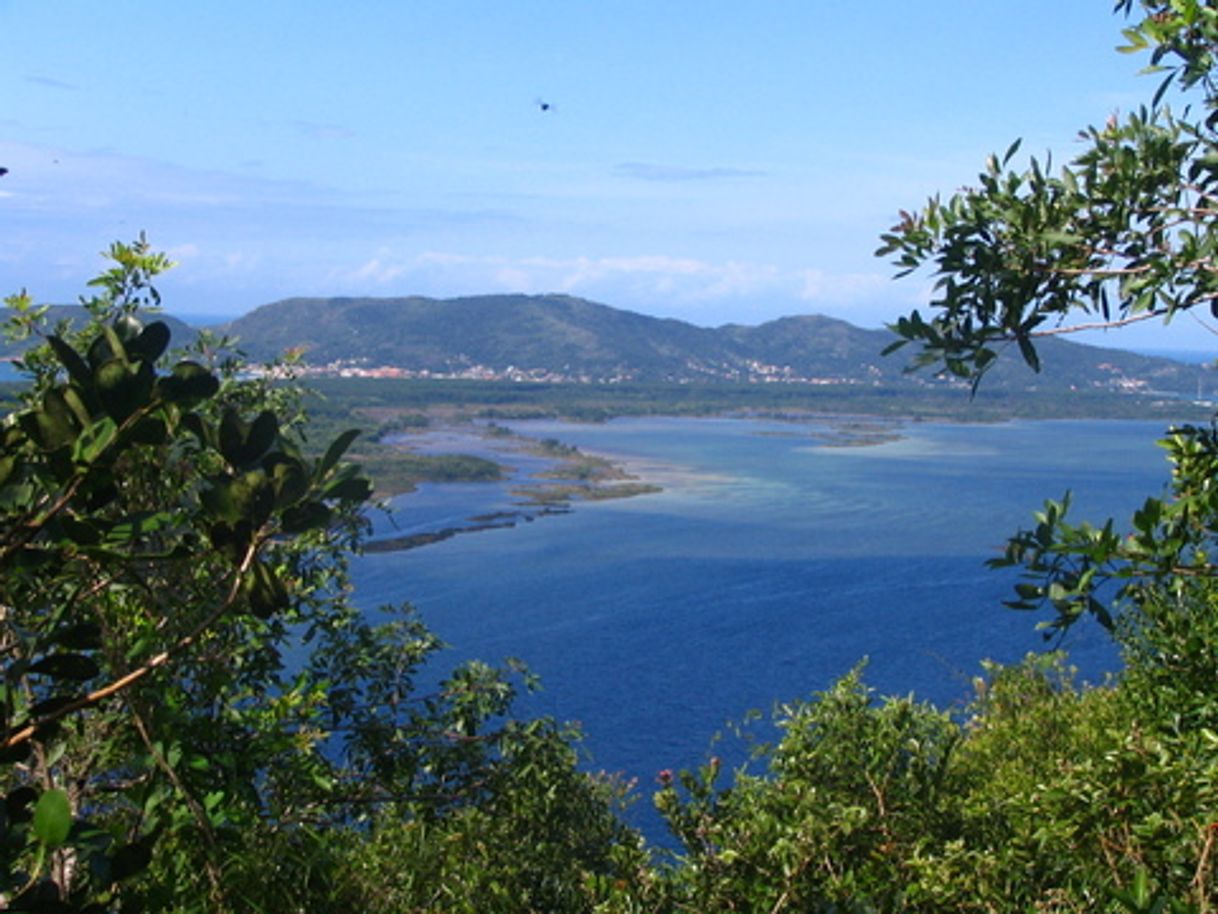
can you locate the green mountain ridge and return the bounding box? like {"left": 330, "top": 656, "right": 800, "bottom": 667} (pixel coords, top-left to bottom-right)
{"left": 0, "top": 296, "right": 1203, "bottom": 396}
{"left": 214, "top": 293, "right": 1207, "bottom": 395}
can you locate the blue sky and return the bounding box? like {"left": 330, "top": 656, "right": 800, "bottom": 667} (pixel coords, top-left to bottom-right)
{"left": 1, "top": 2, "right": 1205, "bottom": 351}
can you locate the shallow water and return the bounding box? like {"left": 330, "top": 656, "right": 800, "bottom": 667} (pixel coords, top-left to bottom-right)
{"left": 353, "top": 416, "right": 1179, "bottom": 833}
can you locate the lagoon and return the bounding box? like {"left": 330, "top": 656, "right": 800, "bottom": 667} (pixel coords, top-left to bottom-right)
{"left": 352, "top": 416, "right": 1177, "bottom": 808}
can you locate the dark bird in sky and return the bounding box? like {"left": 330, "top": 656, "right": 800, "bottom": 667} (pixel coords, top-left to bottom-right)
{"left": 535, "top": 98, "right": 552, "bottom": 112}
{"left": 0, "top": 167, "right": 7, "bottom": 177}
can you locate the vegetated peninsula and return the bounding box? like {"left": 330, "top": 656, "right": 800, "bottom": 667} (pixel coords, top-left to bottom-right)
{"left": 215, "top": 293, "right": 1209, "bottom": 398}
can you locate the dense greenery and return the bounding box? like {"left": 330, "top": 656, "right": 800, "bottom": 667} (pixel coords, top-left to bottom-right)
{"left": 306, "top": 374, "right": 1209, "bottom": 427}
{"left": 9, "top": 3, "right": 1218, "bottom": 912}
{"left": 0, "top": 242, "right": 634, "bottom": 912}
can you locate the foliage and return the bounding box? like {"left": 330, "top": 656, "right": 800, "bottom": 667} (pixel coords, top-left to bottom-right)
{"left": 877, "top": 2, "right": 1218, "bottom": 639}
{"left": 850, "top": 2, "right": 1218, "bottom": 909}
{"left": 598, "top": 4, "right": 1218, "bottom": 911}
{"left": 15, "top": 5, "right": 1218, "bottom": 913}
{"left": 878, "top": 1, "right": 1218, "bottom": 386}
{"left": 304, "top": 375, "right": 1207, "bottom": 434}
{"left": 607, "top": 654, "right": 1218, "bottom": 913}
{"left": 648, "top": 667, "right": 962, "bottom": 912}
{"left": 0, "top": 242, "right": 635, "bottom": 912}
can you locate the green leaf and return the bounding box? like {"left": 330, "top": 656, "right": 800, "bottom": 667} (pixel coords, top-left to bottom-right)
{"left": 321, "top": 469, "right": 372, "bottom": 502}
{"left": 113, "top": 313, "right": 143, "bottom": 344}
{"left": 157, "top": 360, "right": 219, "bottom": 402}
{"left": 104, "top": 511, "right": 177, "bottom": 546}
{"left": 23, "top": 388, "right": 81, "bottom": 450}
{"left": 1016, "top": 335, "right": 1041, "bottom": 372}
{"left": 220, "top": 408, "right": 279, "bottom": 468}
{"left": 128, "top": 415, "right": 168, "bottom": 445}
{"left": 95, "top": 358, "right": 154, "bottom": 422}
{"left": 244, "top": 559, "right": 289, "bottom": 618}
{"left": 71, "top": 416, "right": 117, "bottom": 466}
{"left": 1001, "top": 137, "right": 1023, "bottom": 166}
{"left": 128, "top": 320, "right": 171, "bottom": 362}
{"left": 86, "top": 329, "right": 120, "bottom": 369}
{"left": 202, "top": 470, "right": 274, "bottom": 526}
{"left": 0, "top": 454, "right": 17, "bottom": 488}
{"left": 245, "top": 411, "right": 279, "bottom": 463}
{"left": 33, "top": 788, "right": 72, "bottom": 848}
{"left": 101, "top": 323, "right": 130, "bottom": 366}
{"left": 268, "top": 456, "right": 309, "bottom": 507}
{"left": 46, "top": 334, "right": 91, "bottom": 388}
{"left": 318, "top": 428, "right": 361, "bottom": 479}
{"left": 1152, "top": 70, "right": 1176, "bottom": 108}
{"left": 61, "top": 386, "right": 95, "bottom": 429}
{"left": 281, "top": 500, "right": 332, "bottom": 533}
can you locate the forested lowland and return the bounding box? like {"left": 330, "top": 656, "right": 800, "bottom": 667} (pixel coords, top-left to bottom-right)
{"left": 296, "top": 375, "right": 1209, "bottom": 498}
{"left": 7, "top": 3, "right": 1218, "bottom": 912}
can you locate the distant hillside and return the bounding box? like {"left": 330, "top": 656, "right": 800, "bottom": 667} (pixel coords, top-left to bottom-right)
{"left": 216, "top": 294, "right": 1206, "bottom": 396}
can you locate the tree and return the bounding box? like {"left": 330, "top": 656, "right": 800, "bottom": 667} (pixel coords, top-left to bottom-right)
{"left": 878, "top": 0, "right": 1218, "bottom": 643}
{"left": 0, "top": 240, "right": 633, "bottom": 912}
{"left": 613, "top": 7, "right": 1218, "bottom": 911}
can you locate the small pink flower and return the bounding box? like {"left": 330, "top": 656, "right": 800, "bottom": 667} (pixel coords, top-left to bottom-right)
{"left": 657, "top": 769, "right": 673, "bottom": 786}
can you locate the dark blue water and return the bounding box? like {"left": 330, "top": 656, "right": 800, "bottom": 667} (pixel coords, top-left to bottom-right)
{"left": 352, "top": 417, "right": 1178, "bottom": 832}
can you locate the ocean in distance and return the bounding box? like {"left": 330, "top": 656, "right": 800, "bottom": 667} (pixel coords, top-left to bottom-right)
{"left": 351, "top": 416, "right": 1181, "bottom": 826}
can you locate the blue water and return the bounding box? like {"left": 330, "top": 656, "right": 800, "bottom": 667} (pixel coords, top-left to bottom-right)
{"left": 352, "top": 416, "right": 1178, "bottom": 832}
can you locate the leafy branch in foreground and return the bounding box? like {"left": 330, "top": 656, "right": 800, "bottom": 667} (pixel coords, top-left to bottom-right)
{"left": 0, "top": 243, "right": 634, "bottom": 913}
{"left": 878, "top": 1, "right": 1218, "bottom": 642}
{"left": 879, "top": 3, "right": 1218, "bottom": 387}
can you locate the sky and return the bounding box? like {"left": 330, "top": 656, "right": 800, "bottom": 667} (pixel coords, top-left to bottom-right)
{"left": 1, "top": 1, "right": 1209, "bottom": 352}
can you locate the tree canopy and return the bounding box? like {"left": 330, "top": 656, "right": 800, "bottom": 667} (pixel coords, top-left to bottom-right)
{"left": 880, "top": 1, "right": 1218, "bottom": 383}
{"left": 880, "top": 0, "right": 1218, "bottom": 642}
{"left": 11, "top": 3, "right": 1218, "bottom": 912}
{"left": 0, "top": 240, "right": 633, "bottom": 912}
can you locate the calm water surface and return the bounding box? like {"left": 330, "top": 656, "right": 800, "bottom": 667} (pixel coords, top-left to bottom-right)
{"left": 352, "top": 417, "right": 1177, "bottom": 820}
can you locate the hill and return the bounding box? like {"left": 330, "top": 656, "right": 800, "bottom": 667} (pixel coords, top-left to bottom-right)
{"left": 216, "top": 293, "right": 1206, "bottom": 395}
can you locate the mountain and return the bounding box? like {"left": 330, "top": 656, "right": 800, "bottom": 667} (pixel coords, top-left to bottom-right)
{"left": 219, "top": 294, "right": 730, "bottom": 379}
{"left": 215, "top": 293, "right": 1206, "bottom": 395}
{"left": 0, "top": 296, "right": 1198, "bottom": 396}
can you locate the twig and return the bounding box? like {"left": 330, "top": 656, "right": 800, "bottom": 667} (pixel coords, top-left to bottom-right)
{"left": 2, "top": 542, "right": 259, "bottom": 750}
{"left": 1027, "top": 310, "right": 1167, "bottom": 338}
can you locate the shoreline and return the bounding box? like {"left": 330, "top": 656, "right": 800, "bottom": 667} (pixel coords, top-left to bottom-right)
{"left": 364, "top": 413, "right": 911, "bottom": 554}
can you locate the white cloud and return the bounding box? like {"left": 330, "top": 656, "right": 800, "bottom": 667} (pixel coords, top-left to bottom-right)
{"left": 317, "top": 250, "right": 901, "bottom": 325}
{"left": 799, "top": 269, "right": 888, "bottom": 302}
{"left": 350, "top": 258, "right": 406, "bottom": 283}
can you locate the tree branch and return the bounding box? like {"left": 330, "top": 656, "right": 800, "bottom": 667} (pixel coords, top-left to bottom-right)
{"left": 1026, "top": 309, "right": 1168, "bottom": 338}
{"left": 2, "top": 541, "right": 259, "bottom": 751}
